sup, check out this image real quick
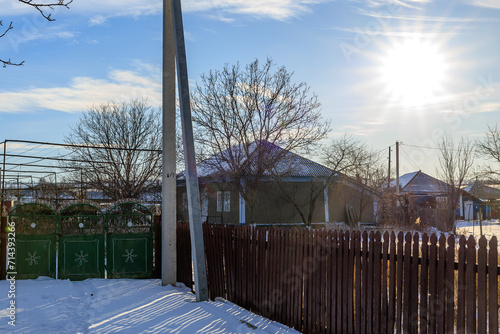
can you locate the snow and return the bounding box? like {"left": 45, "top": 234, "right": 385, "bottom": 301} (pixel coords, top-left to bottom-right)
{"left": 455, "top": 219, "right": 500, "bottom": 242}
{"left": 0, "top": 278, "right": 298, "bottom": 334}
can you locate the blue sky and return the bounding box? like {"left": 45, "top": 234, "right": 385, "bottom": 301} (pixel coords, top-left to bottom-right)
{"left": 1, "top": 0, "right": 500, "bottom": 176}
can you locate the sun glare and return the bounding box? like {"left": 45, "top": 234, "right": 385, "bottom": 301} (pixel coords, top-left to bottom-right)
{"left": 379, "top": 38, "right": 448, "bottom": 107}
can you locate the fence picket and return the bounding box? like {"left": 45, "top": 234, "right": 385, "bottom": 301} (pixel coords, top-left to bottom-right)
{"left": 374, "top": 232, "right": 383, "bottom": 334}
{"left": 410, "top": 233, "right": 419, "bottom": 334}
{"left": 428, "top": 233, "right": 437, "bottom": 333}
{"left": 388, "top": 232, "right": 397, "bottom": 334}
{"left": 420, "top": 233, "right": 429, "bottom": 334}
{"left": 343, "top": 230, "right": 350, "bottom": 333}
{"left": 296, "top": 228, "right": 305, "bottom": 332}
{"left": 456, "top": 236, "right": 466, "bottom": 332}
{"left": 361, "top": 231, "right": 368, "bottom": 334}
{"left": 466, "top": 235, "right": 476, "bottom": 333}
{"left": 354, "top": 230, "right": 361, "bottom": 334}
{"left": 336, "top": 230, "right": 344, "bottom": 334}
{"left": 396, "top": 232, "right": 404, "bottom": 334}
{"left": 403, "top": 232, "right": 412, "bottom": 333}
{"left": 381, "top": 232, "right": 389, "bottom": 334}
{"left": 437, "top": 234, "right": 446, "bottom": 334}
{"left": 489, "top": 236, "right": 498, "bottom": 334}
{"left": 477, "top": 236, "right": 487, "bottom": 334}
{"left": 348, "top": 230, "right": 355, "bottom": 334}
{"left": 445, "top": 235, "right": 455, "bottom": 334}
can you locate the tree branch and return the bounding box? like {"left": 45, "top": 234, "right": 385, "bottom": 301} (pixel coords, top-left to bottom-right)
{"left": 17, "top": 0, "right": 73, "bottom": 21}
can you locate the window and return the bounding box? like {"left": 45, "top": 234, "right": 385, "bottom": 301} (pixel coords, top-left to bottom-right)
{"left": 217, "top": 191, "right": 223, "bottom": 212}
{"left": 224, "top": 191, "right": 231, "bottom": 212}
{"left": 217, "top": 191, "right": 231, "bottom": 212}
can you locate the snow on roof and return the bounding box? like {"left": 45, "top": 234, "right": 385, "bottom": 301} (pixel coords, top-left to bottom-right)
{"left": 178, "top": 140, "right": 335, "bottom": 181}
{"left": 391, "top": 171, "right": 451, "bottom": 195}
{"left": 464, "top": 181, "right": 500, "bottom": 200}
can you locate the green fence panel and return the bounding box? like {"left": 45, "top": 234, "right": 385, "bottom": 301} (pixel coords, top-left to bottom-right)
{"left": 59, "top": 235, "right": 105, "bottom": 280}
{"left": 107, "top": 234, "right": 152, "bottom": 278}
{"left": 16, "top": 235, "right": 57, "bottom": 279}
{"left": 106, "top": 202, "right": 153, "bottom": 279}
{"left": 9, "top": 203, "right": 57, "bottom": 279}
{"left": 59, "top": 203, "right": 105, "bottom": 280}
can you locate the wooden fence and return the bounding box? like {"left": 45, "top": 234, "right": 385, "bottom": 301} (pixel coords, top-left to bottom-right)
{"left": 176, "top": 223, "right": 499, "bottom": 334}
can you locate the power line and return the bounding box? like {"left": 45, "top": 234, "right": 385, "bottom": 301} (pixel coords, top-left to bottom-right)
{"left": 5, "top": 139, "right": 162, "bottom": 153}
{"left": 400, "top": 146, "right": 421, "bottom": 171}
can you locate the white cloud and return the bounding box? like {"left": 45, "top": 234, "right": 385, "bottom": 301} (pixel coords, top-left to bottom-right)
{"left": 0, "top": 65, "right": 162, "bottom": 113}
{"left": 472, "top": 0, "right": 500, "bottom": 9}
{"left": 0, "top": 0, "right": 331, "bottom": 22}
{"left": 183, "top": 0, "right": 330, "bottom": 21}
{"left": 89, "top": 15, "right": 107, "bottom": 26}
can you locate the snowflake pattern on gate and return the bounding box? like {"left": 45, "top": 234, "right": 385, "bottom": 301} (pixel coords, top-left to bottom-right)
{"left": 74, "top": 250, "right": 89, "bottom": 265}
{"left": 122, "top": 249, "right": 137, "bottom": 263}
{"left": 25, "top": 251, "right": 41, "bottom": 266}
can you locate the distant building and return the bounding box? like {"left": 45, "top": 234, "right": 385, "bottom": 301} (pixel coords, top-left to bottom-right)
{"left": 463, "top": 180, "right": 500, "bottom": 219}
{"left": 390, "top": 170, "right": 487, "bottom": 229}
{"left": 177, "top": 141, "right": 379, "bottom": 225}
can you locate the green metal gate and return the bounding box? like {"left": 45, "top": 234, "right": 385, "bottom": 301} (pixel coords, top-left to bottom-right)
{"left": 9, "top": 203, "right": 57, "bottom": 279}
{"left": 106, "top": 202, "right": 153, "bottom": 278}
{"left": 59, "top": 203, "right": 105, "bottom": 280}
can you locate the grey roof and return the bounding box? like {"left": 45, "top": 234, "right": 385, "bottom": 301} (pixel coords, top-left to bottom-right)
{"left": 391, "top": 171, "right": 451, "bottom": 195}
{"left": 178, "top": 140, "right": 335, "bottom": 181}
{"left": 464, "top": 181, "right": 500, "bottom": 201}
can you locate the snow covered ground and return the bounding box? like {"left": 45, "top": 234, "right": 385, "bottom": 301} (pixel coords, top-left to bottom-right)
{"left": 0, "top": 278, "right": 298, "bottom": 334}
{"left": 455, "top": 219, "right": 500, "bottom": 242}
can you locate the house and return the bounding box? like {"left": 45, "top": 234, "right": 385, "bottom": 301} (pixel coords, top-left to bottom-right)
{"left": 389, "top": 170, "right": 485, "bottom": 229}
{"left": 463, "top": 180, "right": 500, "bottom": 219}
{"left": 177, "top": 141, "right": 379, "bottom": 226}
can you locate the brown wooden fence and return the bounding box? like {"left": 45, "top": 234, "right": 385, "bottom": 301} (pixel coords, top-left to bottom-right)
{"left": 176, "top": 223, "right": 499, "bottom": 333}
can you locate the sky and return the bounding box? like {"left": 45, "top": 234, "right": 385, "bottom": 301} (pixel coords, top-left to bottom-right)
{"left": 1, "top": 0, "right": 500, "bottom": 177}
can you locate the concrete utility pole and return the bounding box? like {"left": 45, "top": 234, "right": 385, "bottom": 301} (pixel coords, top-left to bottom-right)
{"left": 161, "top": 0, "right": 177, "bottom": 287}
{"left": 387, "top": 147, "right": 391, "bottom": 190}
{"left": 170, "top": 0, "right": 209, "bottom": 302}
{"left": 395, "top": 141, "right": 400, "bottom": 195}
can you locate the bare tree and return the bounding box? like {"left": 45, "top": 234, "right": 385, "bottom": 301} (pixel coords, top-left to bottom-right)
{"left": 324, "top": 135, "right": 385, "bottom": 224}
{"left": 436, "top": 136, "right": 475, "bottom": 230}
{"left": 64, "top": 99, "right": 162, "bottom": 201}
{"left": 477, "top": 124, "right": 500, "bottom": 182}
{"left": 270, "top": 134, "right": 384, "bottom": 226}
{"left": 191, "top": 58, "right": 330, "bottom": 223}
{"left": 1, "top": 0, "right": 73, "bottom": 67}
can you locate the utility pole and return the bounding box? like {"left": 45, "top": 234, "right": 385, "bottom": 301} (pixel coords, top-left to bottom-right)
{"left": 395, "top": 141, "right": 400, "bottom": 195}
{"left": 171, "top": 0, "right": 209, "bottom": 301}
{"left": 162, "top": 0, "right": 177, "bottom": 287}
{"left": 387, "top": 146, "right": 391, "bottom": 190}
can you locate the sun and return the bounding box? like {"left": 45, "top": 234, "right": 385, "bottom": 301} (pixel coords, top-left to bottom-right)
{"left": 379, "top": 38, "right": 448, "bottom": 107}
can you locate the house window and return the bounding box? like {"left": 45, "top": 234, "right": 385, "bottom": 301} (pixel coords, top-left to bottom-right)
{"left": 217, "top": 191, "right": 223, "bottom": 212}
{"left": 224, "top": 191, "right": 231, "bottom": 212}
{"left": 217, "top": 191, "right": 231, "bottom": 212}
